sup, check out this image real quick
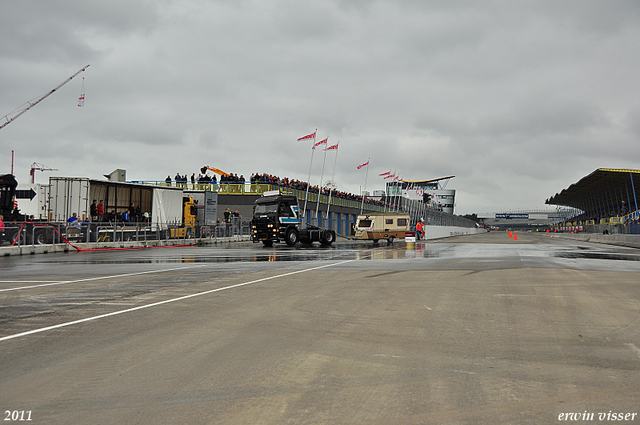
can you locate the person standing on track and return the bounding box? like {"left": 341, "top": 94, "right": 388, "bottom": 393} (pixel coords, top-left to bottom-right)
{"left": 416, "top": 218, "right": 425, "bottom": 241}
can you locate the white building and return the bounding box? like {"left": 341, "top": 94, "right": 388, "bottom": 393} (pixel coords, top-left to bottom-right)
{"left": 385, "top": 176, "right": 456, "bottom": 214}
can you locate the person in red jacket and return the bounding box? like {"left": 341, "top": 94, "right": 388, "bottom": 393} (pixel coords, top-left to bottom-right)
{"left": 416, "top": 218, "right": 424, "bottom": 240}
{"left": 97, "top": 200, "right": 104, "bottom": 222}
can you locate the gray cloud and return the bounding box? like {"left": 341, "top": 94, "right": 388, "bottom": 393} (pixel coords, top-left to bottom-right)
{"left": 1, "top": 0, "right": 639, "bottom": 214}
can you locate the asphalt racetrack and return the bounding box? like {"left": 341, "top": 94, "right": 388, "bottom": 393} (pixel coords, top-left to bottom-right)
{"left": 1, "top": 232, "right": 639, "bottom": 424}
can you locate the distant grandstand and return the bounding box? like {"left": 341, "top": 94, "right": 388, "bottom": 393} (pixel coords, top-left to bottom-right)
{"left": 545, "top": 168, "right": 640, "bottom": 234}
{"left": 477, "top": 209, "right": 575, "bottom": 229}
{"left": 383, "top": 176, "right": 456, "bottom": 214}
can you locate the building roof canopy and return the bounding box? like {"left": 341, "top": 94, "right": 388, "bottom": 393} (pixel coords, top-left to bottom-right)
{"left": 403, "top": 176, "right": 455, "bottom": 184}
{"left": 546, "top": 168, "right": 640, "bottom": 213}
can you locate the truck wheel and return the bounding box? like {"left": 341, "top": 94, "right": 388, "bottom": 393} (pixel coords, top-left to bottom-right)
{"left": 262, "top": 240, "right": 273, "bottom": 247}
{"left": 116, "top": 233, "right": 131, "bottom": 242}
{"left": 8, "top": 229, "right": 26, "bottom": 246}
{"left": 320, "top": 230, "right": 335, "bottom": 245}
{"left": 285, "top": 228, "right": 298, "bottom": 246}
{"left": 387, "top": 236, "right": 395, "bottom": 244}
{"left": 34, "top": 229, "right": 48, "bottom": 245}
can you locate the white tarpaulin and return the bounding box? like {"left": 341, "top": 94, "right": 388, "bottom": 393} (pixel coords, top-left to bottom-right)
{"left": 152, "top": 188, "right": 183, "bottom": 229}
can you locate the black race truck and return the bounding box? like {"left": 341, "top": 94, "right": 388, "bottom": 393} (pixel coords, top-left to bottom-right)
{"left": 250, "top": 192, "right": 335, "bottom": 247}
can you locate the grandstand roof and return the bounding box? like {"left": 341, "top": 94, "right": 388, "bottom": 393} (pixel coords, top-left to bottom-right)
{"left": 403, "top": 176, "right": 455, "bottom": 184}
{"left": 546, "top": 168, "right": 640, "bottom": 214}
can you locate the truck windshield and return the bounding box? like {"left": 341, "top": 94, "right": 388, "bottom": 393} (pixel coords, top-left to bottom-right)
{"left": 255, "top": 204, "right": 278, "bottom": 214}
{"left": 358, "top": 219, "right": 372, "bottom": 227}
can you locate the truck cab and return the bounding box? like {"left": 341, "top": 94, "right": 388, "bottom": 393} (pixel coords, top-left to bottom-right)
{"left": 250, "top": 191, "right": 335, "bottom": 247}
{"left": 250, "top": 192, "right": 300, "bottom": 246}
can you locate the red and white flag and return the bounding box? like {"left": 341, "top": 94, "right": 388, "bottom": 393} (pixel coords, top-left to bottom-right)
{"left": 326, "top": 143, "right": 339, "bottom": 150}
{"left": 384, "top": 173, "right": 395, "bottom": 179}
{"left": 313, "top": 138, "right": 328, "bottom": 149}
{"left": 379, "top": 171, "right": 391, "bottom": 176}
{"left": 297, "top": 131, "right": 316, "bottom": 141}
{"left": 357, "top": 161, "right": 369, "bottom": 170}
{"left": 78, "top": 95, "right": 85, "bottom": 107}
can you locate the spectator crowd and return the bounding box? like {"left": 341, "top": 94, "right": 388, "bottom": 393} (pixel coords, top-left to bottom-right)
{"left": 166, "top": 170, "right": 397, "bottom": 209}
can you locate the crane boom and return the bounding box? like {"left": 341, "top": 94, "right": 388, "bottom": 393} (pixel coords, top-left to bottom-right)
{"left": 200, "top": 165, "right": 231, "bottom": 177}
{"left": 0, "top": 64, "right": 90, "bottom": 131}
{"left": 30, "top": 162, "right": 58, "bottom": 183}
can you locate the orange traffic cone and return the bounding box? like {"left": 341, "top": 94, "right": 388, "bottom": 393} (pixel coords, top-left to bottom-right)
{"left": 514, "top": 232, "right": 518, "bottom": 240}
{"left": 508, "top": 231, "right": 513, "bottom": 238}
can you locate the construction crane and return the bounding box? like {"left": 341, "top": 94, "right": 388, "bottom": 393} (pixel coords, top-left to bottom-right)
{"left": 0, "top": 64, "right": 90, "bottom": 131}
{"left": 30, "top": 162, "right": 58, "bottom": 184}
{"left": 200, "top": 165, "right": 231, "bottom": 178}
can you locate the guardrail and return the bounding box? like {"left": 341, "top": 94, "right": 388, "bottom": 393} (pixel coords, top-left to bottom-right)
{"left": 0, "top": 221, "right": 253, "bottom": 248}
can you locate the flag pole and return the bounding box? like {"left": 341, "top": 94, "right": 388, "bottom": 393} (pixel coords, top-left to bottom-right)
{"left": 326, "top": 142, "right": 339, "bottom": 218}
{"left": 408, "top": 183, "right": 415, "bottom": 221}
{"left": 315, "top": 138, "right": 329, "bottom": 225}
{"left": 383, "top": 175, "right": 388, "bottom": 213}
{"left": 391, "top": 175, "right": 395, "bottom": 212}
{"left": 302, "top": 129, "right": 317, "bottom": 223}
{"left": 393, "top": 176, "right": 400, "bottom": 212}
{"left": 396, "top": 176, "right": 403, "bottom": 212}
{"left": 397, "top": 177, "right": 403, "bottom": 212}
{"left": 389, "top": 170, "right": 396, "bottom": 212}
{"left": 359, "top": 157, "right": 370, "bottom": 215}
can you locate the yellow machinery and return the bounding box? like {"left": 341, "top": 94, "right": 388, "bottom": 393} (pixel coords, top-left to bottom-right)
{"left": 170, "top": 196, "right": 197, "bottom": 238}
{"left": 200, "top": 166, "right": 231, "bottom": 179}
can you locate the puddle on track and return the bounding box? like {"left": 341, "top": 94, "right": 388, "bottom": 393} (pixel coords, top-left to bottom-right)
{"left": 23, "top": 241, "right": 640, "bottom": 265}
{"left": 33, "top": 241, "right": 442, "bottom": 264}
{"left": 554, "top": 252, "right": 640, "bottom": 261}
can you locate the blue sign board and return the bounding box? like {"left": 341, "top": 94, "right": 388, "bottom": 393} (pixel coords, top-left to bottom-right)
{"left": 495, "top": 213, "right": 529, "bottom": 219}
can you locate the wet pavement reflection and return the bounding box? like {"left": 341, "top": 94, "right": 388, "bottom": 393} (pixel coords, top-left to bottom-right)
{"left": 31, "top": 241, "right": 410, "bottom": 265}
{"left": 4, "top": 234, "right": 640, "bottom": 269}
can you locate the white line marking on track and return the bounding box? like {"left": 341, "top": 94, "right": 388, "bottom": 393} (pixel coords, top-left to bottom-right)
{"left": 449, "top": 370, "right": 476, "bottom": 375}
{"left": 0, "top": 265, "right": 208, "bottom": 293}
{"left": 0, "top": 259, "right": 353, "bottom": 342}
{"left": 624, "top": 343, "right": 640, "bottom": 360}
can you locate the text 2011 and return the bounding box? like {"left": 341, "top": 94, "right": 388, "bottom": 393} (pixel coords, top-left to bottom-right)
{"left": 4, "top": 411, "right": 32, "bottom": 421}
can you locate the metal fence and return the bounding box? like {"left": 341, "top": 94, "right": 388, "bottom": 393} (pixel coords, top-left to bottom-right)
{"left": 0, "top": 218, "right": 252, "bottom": 248}
{"left": 400, "top": 198, "right": 478, "bottom": 228}
{"left": 576, "top": 223, "right": 640, "bottom": 235}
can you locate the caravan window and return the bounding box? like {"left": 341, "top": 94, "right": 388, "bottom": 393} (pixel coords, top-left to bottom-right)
{"left": 386, "top": 219, "right": 393, "bottom": 224}
{"left": 397, "top": 218, "right": 408, "bottom": 226}
{"left": 358, "top": 219, "right": 372, "bottom": 227}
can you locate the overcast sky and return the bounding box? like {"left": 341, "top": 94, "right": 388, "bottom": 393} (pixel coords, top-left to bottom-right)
{"left": 1, "top": 0, "right": 639, "bottom": 215}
